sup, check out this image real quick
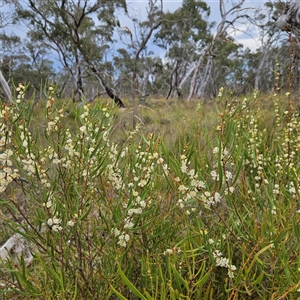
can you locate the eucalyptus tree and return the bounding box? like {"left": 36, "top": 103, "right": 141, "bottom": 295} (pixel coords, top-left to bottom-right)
{"left": 200, "top": 34, "right": 243, "bottom": 98}
{"left": 0, "top": 33, "right": 24, "bottom": 79}
{"left": 7, "top": 0, "right": 126, "bottom": 105}
{"left": 188, "top": 0, "right": 251, "bottom": 100}
{"left": 154, "top": 0, "right": 211, "bottom": 100}
{"left": 115, "top": 0, "right": 163, "bottom": 127}
{"left": 0, "top": 31, "right": 56, "bottom": 100}
{"left": 249, "top": 2, "right": 289, "bottom": 91}
{"left": 113, "top": 48, "right": 162, "bottom": 99}
{"left": 130, "top": 0, "right": 162, "bottom": 100}
{"left": 0, "top": 33, "right": 26, "bottom": 101}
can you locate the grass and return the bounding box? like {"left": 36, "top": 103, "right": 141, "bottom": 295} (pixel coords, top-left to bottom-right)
{"left": 0, "top": 84, "right": 300, "bottom": 299}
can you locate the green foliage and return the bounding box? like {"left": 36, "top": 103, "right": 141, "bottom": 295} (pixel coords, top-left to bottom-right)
{"left": 0, "top": 84, "right": 300, "bottom": 299}
{"left": 155, "top": 0, "right": 211, "bottom": 48}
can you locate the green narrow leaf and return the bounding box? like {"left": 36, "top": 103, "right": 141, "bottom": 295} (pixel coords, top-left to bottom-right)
{"left": 246, "top": 243, "right": 273, "bottom": 275}
{"left": 110, "top": 285, "right": 128, "bottom": 300}
{"left": 218, "top": 142, "right": 223, "bottom": 190}
{"left": 194, "top": 268, "right": 212, "bottom": 287}
{"left": 118, "top": 266, "right": 147, "bottom": 300}
{"left": 225, "top": 119, "right": 234, "bottom": 145}
{"left": 251, "top": 271, "right": 265, "bottom": 285}
{"left": 170, "top": 263, "right": 188, "bottom": 290}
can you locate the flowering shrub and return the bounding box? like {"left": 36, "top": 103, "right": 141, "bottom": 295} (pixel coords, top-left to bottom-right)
{"left": 0, "top": 85, "right": 300, "bottom": 299}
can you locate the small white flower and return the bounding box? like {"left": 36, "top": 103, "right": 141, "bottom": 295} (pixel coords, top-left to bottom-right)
{"left": 271, "top": 207, "right": 277, "bottom": 215}
{"left": 229, "top": 186, "right": 235, "bottom": 193}
{"left": 67, "top": 220, "right": 75, "bottom": 227}
{"left": 124, "top": 234, "right": 130, "bottom": 242}
{"left": 113, "top": 228, "right": 120, "bottom": 236}
{"left": 214, "top": 192, "right": 221, "bottom": 203}
{"left": 45, "top": 200, "right": 52, "bottom": 208}
{"left": 79, "top": 125, "right": 87, "bottom": 133}
{"left": 178, "top": 185, "right": 187, "bottom": 192}
{"left": 204, "top": 191, "right": 211, "bottom": 197}
{"left": 211, "top": 170, "right": 218, "bottom": 180}
{"left": 52, "top": 225, "right": 62, "bottom": 232}
{"left": 225, "top": 171, "right": 233, "bottom": 180}
{"left": 213, "top": 147, "right": 219, "bottom": 154}
{"left": 124, "top": 221, "right": 134, "bottom": 229}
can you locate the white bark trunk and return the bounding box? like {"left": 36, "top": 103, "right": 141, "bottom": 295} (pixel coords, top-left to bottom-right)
{"left": 0, "top": 69, "right": 13, "bottom": 103}
{"left": 187, "top": 46, "right": 209, "bottom": 101}
{"left": 197, "top": 56, "right": 213, "bottom": 98}
{"left": 254, "top": 49, "right": 270, "bottom": 90}
{"left": 187, "top": 0, "right": 246, "bottom": 101}
{"left": 178, "top": 62, "right": 196, "bottom": 90}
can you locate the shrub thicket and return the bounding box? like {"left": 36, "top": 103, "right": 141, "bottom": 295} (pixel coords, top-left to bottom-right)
{"left": 0, "top": 84, "right": 300, "bottom": 299}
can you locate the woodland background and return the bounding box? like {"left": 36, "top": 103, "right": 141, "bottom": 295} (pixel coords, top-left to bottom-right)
{"left": 0, "top": 0, "right": 296, "bottom": 105}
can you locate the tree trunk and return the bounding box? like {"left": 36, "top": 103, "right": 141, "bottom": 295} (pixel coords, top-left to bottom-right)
{"left": 177, "top": 62, "right": 196, "bottom": 91}
{"left": 254, "top": 50, "right": 269, "bottom": 90}
{"left": 90, "top": 66, "right": 125, "bottom": 108}
{"left": 197, "top": 56, "right": 213, "bottom": 98}
{"left": 187, "top": 46, "right": 208, "bottom": 101}
{"left": 0, "top": 69, "right": 12, "bottom": 102}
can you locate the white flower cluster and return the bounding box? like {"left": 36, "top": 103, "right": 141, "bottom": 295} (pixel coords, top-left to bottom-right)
{"left": 163, "top": 247, "right": 181, "bottom": 255}
{"left": 64, "top": 129, "right": 80, "bottom": 159}
{"left": 43, "top": 193, "right": 53, "bottom": 209}
{"left": 16, "top": 83, "right": 25, "bottom": 103}
{"left": 0, "top": 106, "right": 20, "bottom": 192}
{"left": 178, "top": 154, "right": 221, "bottom": 211}
{"left": 0, "top": 149, "right": 19, "bottom": 193}
{"left": 202, "top": 191, "right": 221, "bottom": 209}
{"left": 47, "top": 217, "right": 62, "bottom": 232}
{"left": 253, "top": 89, "right": 258, "bottom": 100}
{"left": 46, "top": 117, "right": 60, "bottom": 134}
{"left": 0, "top": 107, "right": 12, "bottom": 147}
{"left": 18, "top": 124, "right": 48, "bottom": 181}
{"left": 133, "top": 147, "right": 156, "bottom": 188}
{"left": 44, "top": 192, "right": 64, "bottom": 231}
{"left": 156, "top": 156, "right": 169, "bottom": 175}
{"left": 67, "top": 214, "right": 78, "bottom": 228}
{"left": 112, "top": 145, "right": 161, "bottom": 247}
{"left": 218, "top": 87, "right": 224, "bottom": 98}
{"left": 46, "top": 85, "right": 55, "bottom": 108}
{"left": 213, "top": 250, "right": 237, "bottom": 279}
{"left": 111, "top": 140, "right": 171, "bottom": 249}
{"left": 211, "top": 146, "right": 235, "bottom": 194}
{"left": 107, "top": 143, "right": 123, "bottom": 190}
{"left": 112, "top": 228, "right": 130, "bottom": 248}
{"left": 114, "top": 188, "right": 148, "bottom": 247}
